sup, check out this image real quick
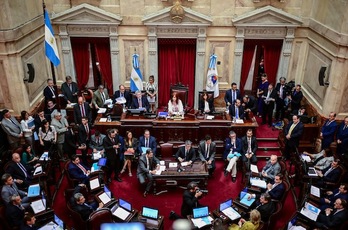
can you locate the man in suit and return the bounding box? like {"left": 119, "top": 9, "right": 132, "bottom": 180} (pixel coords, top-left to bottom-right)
{"left": 1, "top": 109, "right": 23, "bottom": 150}
{"left": 261, "top": 155, "right": 281, "bottom": 182}
{"left": 73, "top": 96, "right": 92, "bottom": 125}
{"left": 224, "top": 82, "right": 241, "bottom": 107}
{"left": 77, "top": 117, "right": 91, "bottom": 165}
{"left": 34, "top": 110, "right": 51, "bottom": 132}
{"left": 241, "top": 129, "right": 258, "bottom": 166}
{"left": 113, "top": 84, "right": 131, "bottom": 108}
{"left": 68, "top": 155, "right": 90, "bottom": 185}
{"left": 89, "top": 130, "right": 106, "bottom": 153}
{"left": 51, "top": 112, "right": 69, "bottom": 160}
{"left": 283, "top": 115, "right": 304, "bottom": 160}
{"left": 242, "top": 95, "right": 257, "bottom": 115}
{"left": 337, "top": 116, "right": 348, "bottom": 155}
{"left": 5, "top": 153, "right": 33, "bottom": 189}
{"left": 131, "top": 90, "right": 150, "bottom": 112}
{"left": 316, "top": 159, "right": 342, "bottom": 187}
{"left": 61, "top": 76, "right": 79, "bottom": 104}
{"left": 72, "top": 192, "right": 103, "bottom": 221}
{"left": 315, "top": 198, "right": 347, "bottom": 229}
{"left": 21, "top": 213, "right": 38, "bottom": 230}
{"left": 43, "top": 78, "right": 56, "bottom": 103}
{"left": 320, "top": 184, "right": 348, "bottom": 211}
{"left": 289, "top": 84, "right": 303, "bottom": 112}
{"left": 320, "top": 112, "right": 338, "bottom": 150}
{"left": 175, "top": 140, "right": 196, "bottom": 165}
{"left": 138, "top": 129, "right": 157, "bottom": 156}
{"left": 224, "top": 130, "right": 242, "bottom": 182}
{"left": 92, "top": 85, "right": 110, "bottom": 109}
{"left": 181, "top": 182, "right": 203, "bottom": 218}
{"left": 198, "top": 135, "right": 216, "bottom": 176}
{"left": 255, "top": 193, "right": 275, "bottom": 222}
{"left": 5, "top": 195, "right": 26, "bottom": 228}
{"left": 103, "top": 129, "right": 122, "bottom": 183}
{"left": 262, "top": 83, "right": 277, "bottom": 127}
{"left": 248, "top": 174, "right": 285, "bottom": 202}
{"left": 275, "top": 77, "right": 287, "bottom": 121}
{"left": 1, "top": 173, "right": 30, "bottom": 208}
{"left": 229, "top": 99, "right": 245, "bottom": 120}
{"left": 137, "top": 149, "right": 160, "bottom": 198}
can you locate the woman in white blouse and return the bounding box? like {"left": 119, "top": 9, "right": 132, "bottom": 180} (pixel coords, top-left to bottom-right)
{"left": 145, "top": 75, "right": 157, "bottom": 113}
{"left": 39, "top": 119, "right": 57, "bottom": 151}
{"left": 20, "top": 110, "right": 35, "bottom": 146}
{"left": 168, "top": 92, "right": 183, "bottom": 115}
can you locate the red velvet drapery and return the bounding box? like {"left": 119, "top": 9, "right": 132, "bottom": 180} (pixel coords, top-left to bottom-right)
{"left": 158, "top": 39, "right": 196, "bottom": 108}
{"left": 71, "top": 38, "right": 90, "bottom": 90}
{"left": 240, "top": 39, "right": 283, "bottom": 94}
{"left": 95, "top": 41, "right": 113, "bottom": 93}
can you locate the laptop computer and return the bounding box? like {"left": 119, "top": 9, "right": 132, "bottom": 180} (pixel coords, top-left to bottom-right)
{"left": 142, "top": 206, "right": 159, "bottom": 226}
{"left": 98, "top": 157, "right": 107, "bottom": 167}
{"left": 193, "top": 206, "right": 209, "bottom": 219}
{"left": 54, "top": 214, "right": 65, "bottom": 230}
{"left": 219, "top": 199, "right": 232, "bottom": 212}
{"left": 28, "top": 184, "right": 40, "bottom": 197}
{"left": 307, "top": 167, "right": 318, "bottom": 176}
{"left": 219, "top": 199, "right": 241, "bottom": 221}
{"left": 97, "top": 185, "right": 112, "bottom": 205}
{"left": 111, "top": 198, "right": 132, "bottom": 221}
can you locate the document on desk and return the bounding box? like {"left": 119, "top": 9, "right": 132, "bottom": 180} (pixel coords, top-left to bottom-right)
{"left": 99, "top": 118, "right": 107, "bottom": 122}
{"left": 222, "top": 207, "right": 241, "bottom": 220}
{"left": 250, "top": 164, "right": 259, "bottom": 173}
{"left": 250, "top": 177, "right": 267, "bottom": 189}
{"left": 235, "top": 119, "right": 244, "bottom": 124}
{"left": 301, "top": 154, "right": 311, "bottom": 162}
{"left": 181, "top": 162, "right": 189, "bottom": 167}
{"left": 34, "top": 166, "right": 43, "bottom": 176}
{"left": 112, "top": 207, "right": 130, "bottom": 220}
{"left": 31, "top": 199, "right": 45, "bottom": 214}
{"left": 97, "top": 108, "right": 107, "bottom": 113}
{"left": 98, "top": 193, "right": 111, "bottom": 205}
{"left": 169, "top": 162, "right": 178, "bottom": 168}
{"left": 310, "top": 185, "right": 320, "bottom": 198}
{"left": 206, "top": 115, "right": 214, "bottom": 120}
{"left": 38, "top": 221, "right": 61, "bottom": 230}
{"left": 92, "top": 151, "right": 102, "bottom": 160}
{"left": 191, "top": 216, "right": 213, "bottom": 228}
{"left": 90, "top": 178, "right": 100, "bottom": 190}
{"left": 160, "top": 161, "right": 165, "bottom": 166}
{"left": 300, "top": 202, "right": 320, "bottom": 221}
{"left": 28, "top": 184, "right": 40, "bottom": 197}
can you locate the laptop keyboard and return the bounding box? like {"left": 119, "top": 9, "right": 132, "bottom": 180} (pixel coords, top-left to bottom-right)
{"left": 146, "top": 219, "right": 159, "bottom": 226}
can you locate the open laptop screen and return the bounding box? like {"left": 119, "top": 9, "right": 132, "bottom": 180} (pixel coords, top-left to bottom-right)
{"left": 98, "top": 158, "right": 107, "bottom": 166}
{"left": 104, "top": 185, "right": 112, "bottom": 198}
{"left": 219, "top": 199, "right": 232, "bottom": 212}
{"left": 119, "top": 198, "right": 132, "bottom": 211}
{"left": 54, "top": 214, "right": 64, "bottom": 229}
{"left": 193, "top": 206, "right": 209, "bottom": 219}
{"left": 142, "top": 206, "right": 159, "bottom": 219}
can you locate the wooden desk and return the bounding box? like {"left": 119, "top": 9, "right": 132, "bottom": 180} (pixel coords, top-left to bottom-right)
{"left": 212, "top": 207, "right": 241, "bottom": 225}
{"left": 112, "top": 207, "right": 138, "bottom": 223}
{"left": 153, "top": 161, "right": 209, "bottom": 194}
{"left": 138, "top": 215, "right": 164, "bottom": 230}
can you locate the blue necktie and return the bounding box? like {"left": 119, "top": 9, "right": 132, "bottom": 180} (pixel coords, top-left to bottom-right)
{"left": 236, "top": 108, "right": 239, "bottom": 119}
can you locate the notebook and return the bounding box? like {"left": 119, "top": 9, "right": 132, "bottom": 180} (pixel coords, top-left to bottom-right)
{"left": 28, "top": 184, "right": 40, "bottom": 197}
{"left": 307, "top": 167, "right": 318, "bottom": 176}
{"left": 239, "top": 189, "right": 255, "bottom": 207}
{"left": 219, "top": 199, "right": 241, "bottom": 221}
{"left": 142, "top": 206, "right": 159, "bottom": 220}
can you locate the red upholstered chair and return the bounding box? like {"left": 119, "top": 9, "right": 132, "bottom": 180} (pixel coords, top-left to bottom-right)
{"left": 64, "top": 160, "right": 80, "bottom": 188}
{"left": 87, "top": 208, "right": 113, "bottom": 230}
{"left": 170, "top": 83, "right": 189, "bottom": 110}
{"left": 160, "top": 143, "right": 174, "bottom": 161}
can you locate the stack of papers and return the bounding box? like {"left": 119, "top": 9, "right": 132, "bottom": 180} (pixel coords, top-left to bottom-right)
{"left": 235, "top": 119, "right": 244, "bottom": 124}
{"left": 92, "top": 151, "right": 102, "bottom": 160}
{"left": 301, "top": 154, "right": 311, "bottom": 162}
{"left": 191, "top": 216, "right": 213, "bottom": 228}
{"left": 99, "top": 118, "right": 108, "bottom": 122}
{"left": 104, "top": 99, "right": 113, "bottom": 105}
{"left": 250, "top": 177, "right": 267, "bottom": 189}
{"left": 115, "top": 97, "right": 126, "bottom": 104}
{"left": 222, "top": 207, "right": 241, "bottom": 220}
{"left": 300, "top": 202, "right": 320, "bottom": 221}
{"left": 250, "top": 164, "right": 259, "bottom": 174}
{"left": 169, "top": 162, "right": 178, "bottom": 168}
{"left": 181, "top": 162, "right": 189, "bottom": 167}
{"left": 97, "top": 108, "right": 107, "bottom": 113}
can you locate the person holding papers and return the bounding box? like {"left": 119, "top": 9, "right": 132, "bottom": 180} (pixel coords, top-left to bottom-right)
{"left": 113, "top": 84, "right": 132, "bottom": 107}
{"left": 260, "top": 155, "right": 281, "bottom": 182}
{"left": 68, "top": 155, "right": 91, "bottom": 186}
{"left": 320, "top": 184, "right": 348, "bottom": 211}
{"left": 229, "top": 209, "right": 261, "bottom": 230}
{"left": 21, "top": 213, "right": 38, "bottom": 230}
{"left": 73, "top": 96, "right": 92, "bottom": 125}
{"left": 72, "top": 192, "right": 104, "bottom": 221}
{"left": 5, "top": 195, "right": 26, "bottom": 228}
{"left": 137, "top": 149, "right": 160, "bottom": 198}
{"left": 168, "top": 92, "right": 184, "bottom": 116}
{"left": 315, "top": 198, "right": 347, "bottom": 229}
{"left": 1, "top": 173, "right": 30, "bottom": 209}
{"left": 198, "top": 135, "right": 216, "bottom": 177}
{"left": 315, "top": 158, "right": 342, "bottom": 187}
{"left": 181, "top": 182, "right": 203, "bottom": 218}
{"left": 138, "top": 129, "right": 157, "bottom": 156}
{"left": 21, "top": 145, "right": 39, "bottom": 167}
{"left": 241, "top": 129, "right": 258, "bottom": 167}
{"left": 175, "top": 140, "right": 196, "bottom": 165}
{"left": 224, "top": 131, "right": 242, "bottom": 182}
{"left": 131, "top": 90, "right": 150, "bottom": 112}
{"left": 229, "top": 99, "right": 245, "bottom": 120}
{"left": 121, "top": 131, "right": 138, "bottom": 176}
{"left": 89, "top": 130, "right": 106, "bottom": 153}
{"left": 261, "top": 84, "right": 277, "bottom": 127}
{"left": 61, "top": 76, "right": 79, "bottom": 104}
{"left": 92, "top": 85, "right": 110, "bottom": 110}
{"left": 302, "top": 148, "right": 334, "bottom": 170}
{"left": 20, "top": 110, "right": 35, "bottom": 146}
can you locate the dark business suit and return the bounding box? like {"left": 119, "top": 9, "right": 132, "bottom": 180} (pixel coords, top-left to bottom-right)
{"left": 199, "top": 98, "right": 215, "bottom": 114}
{"left": 337, "top": 122, "right": 348, "bottom": 155}
{"left": 78, "top": 123, "right": 91, "bottom": 164}
{"left": 181, "top": 190, "right": 201, "bottom": 218}
{"left": 175, "top": 146, "right": 196, "bottom": 162}
{"left": 224, "top": 89, "right": 241, "bottom": 106}
{"left": 43, "top": 86, "right": 56, "bottom": 102}
{"left": 229, "top": 105, "right": 245, "bottom": 120}
{"left": 256, "top": 201, "right": 275, "bottom": 222}
{"left": 320, "top": 188, "right": 348, "bottom": 211}
{"left": 243, "top": 96, "right": 257, "bottom": 114}
{"left": 262, "top": 89, "right": 277, "bottom": 126}
{"left": 63, "top": 128, "right": 77, "bottom": 158}
{"left": 131, "top": 96, "right": 150, "bottom": 112}
{"left": 283, "top": 121, "right": 304, "bottom": 158}
{"left": 321, "top": 120, "right": 338, "bottom": 149}
{"left": 34, "top": 114, "right": 51, "bottom": 132}
{"left": 268, "top": 182, "right": 285, "bottom": 201}
{"left": 113, "top": 90, "right": 132, "bottom": 108}
{"left": 241, "top": 136, "right": 258, "bottom": 164}
{"left": 61, "top": 81, "right": 79, "bottom": 103}
{"left": 73, "top": 102, "right": 92, "bottom": 125}
{"left": 103, "top": 135, "right": 122, "bottom": 180}
{"left": 20, "top": 224, "right": 38, "bottom": 230}
{"left": 137, "top": 154, "right": 160, "bottom": 192}
{"left": 290, "top": 90, "right": 303, "bottom": 111}
{"left": 138, "top": 135, "right": 157, "bottom": 156}
{"left": 275, "top": 83, "right": 287, "bottom": 120}
{"left": 72, "top": 203, "right": 95, "bottom": 221}
{"left": 321, "top": 166, "right": 341, "bottom": 183}
{"left": 316, "top": 209, "right": 347, "bottom": 228}
{"left": 198, "top": 141, "right": 216, "bottom": 175}
{"left": 68, "top": 162, "right": 90, "bottom": 185}
{"left": 89, "top": 134, "right": 106, "bottom": 152}
{"left": 5, "top": 161, "right": 33, "bottom": 189}
{"left": 223, "top": 137, "right": 242, "bottom": 160}
{"left": 5, "top": 203, "right": 25, "bottom": 227}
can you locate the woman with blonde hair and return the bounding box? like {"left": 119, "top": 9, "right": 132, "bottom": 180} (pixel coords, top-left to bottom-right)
{"left": 229, "top": 209, "right": 261, "bottom": 230}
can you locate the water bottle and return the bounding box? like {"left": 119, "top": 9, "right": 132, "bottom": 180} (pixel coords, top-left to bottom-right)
{"left": 107, "top": 115, "right": 111, "bottom": 122}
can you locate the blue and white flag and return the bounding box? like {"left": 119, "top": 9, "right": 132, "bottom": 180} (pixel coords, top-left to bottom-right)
{"left": 130, "top": 53, "right": 143, "bottom": 92}
{"left": 206, "top": 54, "right": 219, "bottom": 98}
{"left": 44, "top": 10, "right": 60, "bottom": 66}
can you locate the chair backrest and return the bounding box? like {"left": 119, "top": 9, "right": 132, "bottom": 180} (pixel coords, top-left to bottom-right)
{"left": 160, "top": 143, "right": 174, "bottom": 160}
{"left": 278, "top": 160, "right": 287, "bottom": 175}
{"left": 266, "top": 202, "right": 282, "bottom": 228}
{"left": 170, "top": 83, "right": 189, "bottom": 108}
{"left": 278, "top": 180, "right": 290, "bottom": 204}
{"left": 87, "top": 208, "right": 113, "bottom": 230}
{"left": 66, "top": 199, "right": 88, "bottom": 230}
{"left": 64, "top": 161, "right": 80, "bottom": 188}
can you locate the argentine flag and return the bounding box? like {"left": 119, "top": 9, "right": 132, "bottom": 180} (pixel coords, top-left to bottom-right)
{"left": 130, "top": 53, "right": 143, "bottom": 92}
{"left": 206, "top": 54, "right": 219, "bottom": 98}
{"left": 44, "top": 10, "right": 60, "bottom": 66}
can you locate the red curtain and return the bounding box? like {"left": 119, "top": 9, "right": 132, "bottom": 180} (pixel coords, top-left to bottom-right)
{"left": 240, "top": 40, "right": 256, "bottom": 95}
{"left": 158, "top": 39, "right": 196, "bottom": 107}
{"left": 71, "top": 38, "right": 90, "bottom": 89}
{"left": 95, "top": 40, "right": 113, "bottom": 94}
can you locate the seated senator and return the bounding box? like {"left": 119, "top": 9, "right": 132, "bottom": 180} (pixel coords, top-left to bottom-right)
{"left": 72, "top": 192, "right": 103, "bottom": 221}
{"left": 315, "top": 198, "right": 347, "bottom": 229}
{"left": 260, "top": 155, "right": 281, "bottom": 182}
{"left": 248, "top": 174, "right": 285, "bottom": 202}
{"left": 131, "top": 90, "right": 150, "bottom": 112}
{"left": 302, "top": 148, "right": 334, "bottom": 171}
{"left": 199, "top": 92, "right": 215, "bottom": 114}
{"left": 224, "top": 131, "right": 242, "bottom": 183}
{"left": 320, "top": 183, "right": 348, "bottom": 211}
{"left": 68, "top": 155, "right": 91, "bottom": 185}
{"left": 315, "top": 158, "right": 342, "bottom": 187}
{"left": 168, "top": 92, "right": 184, "bottom": 116}
{"left": 175, "top": 140, "right": 196, "bottom": 165}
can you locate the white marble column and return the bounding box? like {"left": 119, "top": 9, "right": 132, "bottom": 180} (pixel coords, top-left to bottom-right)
{"left": 59, "top": 25, "right": 75, "bottom": 81}
{"left": 109, "top": 26, "right": 120, "bottom": 91}
{"left": 194, "top": 27, "right": 207, "bottom": 108}
{"left": 277, "top": 28, "right": 295, "bottom": 80}
{"left": 233, "top": 28, "right": 245, "bottom": 88}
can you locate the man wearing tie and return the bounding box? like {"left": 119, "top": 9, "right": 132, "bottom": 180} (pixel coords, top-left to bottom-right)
{"left": 198, "top": 135, "right": 216, "bottom": 176}
{"left": 5, "top": 153, "right": 34, "bottom": 189}
{"left": 43, "top": 78, "right": 56, "bottom": 103}
{"left": 261, "top": 155, "right": 281, "bottom": 183}
{"left": 175, "top": 140, "right": 196, "bottom": 165}
{"left": 68, "top": 155, "right": 91, "bottom": 185}
{"left": 316, "top": 159, "right": 342, "bottom": 187}
{"left": 224, "top": 82, "right": 241, "bottom": 107}
{"left": 131, "top": 90, "right": 150, "bottom": 112}
{"left": 61, "top": 76, "right": 79, "bottom": 104}
{"left": 337, "top": 116, "right": 348, "bottom": 155}
{"left": 89, "top": 130, "right": 106, "bottom": 154}
{"left": 137, "top": 149, "right": 160, "bottom": 198}
{"left": 320, "top": 112, "right": 337, "bottom": 150}
{"left": 275, "top": 77, "right": 287, "bottom": 121}
{"left": 103, "top": 129, "right": 122, "bottom": 183}
{"left": 73, "top": 96, "right": 92, "bottom": 125}
{"left": 223, "top": 130, "right": 242, "bottom": 182}
{"left": 1, "top": 173, "right": 30, "bottom": 209}
{"left": 5, "top": 195, "right": 26, "bottom": 228}
{"left": 113, "top": 84, "right": 131, "bottom": 108}
{"left": 283, "top": 115, "right": 304, "bottom": 160}
{"left": 229, "top": 99, "right": 245, "bottom": 120}
{"left": 241, "top": 129, "right": 258, "bottom": 166}
{"left": 1, "top": 109, "right": 23, "bottom": 149}
{"left": 315, "top": 198, "right": 347, "bottom": 229}
{"left": 320, "top": 184, "right": 348, "bottom": 211}
{"left": 78, "top": 117, "right": 91, "bottom": 165}
{"left": 138, "top": 129, "right": 157, "bottom": 156}
{"left": 289, "top": 84, "right": 303, "bottom": 112}
{"left": 92, "top": 85, "right": 110, "bottom": 109}
{"left": 51, "top": 112, "right": 69, "bottom": 160}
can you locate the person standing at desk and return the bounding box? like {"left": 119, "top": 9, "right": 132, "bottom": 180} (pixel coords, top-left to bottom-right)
{"left": 113, "top": 84, "right": 132, "bottom": 108}
{"left": 103, "top": 129, "right": 122, "bottom": 183}
{"left": 137, "top": 149, "right": 160, "bottom": 198}
{"left": 61, "top": 76, "right": 79, "bottom": 104}
{"left": 261, "top": 83, "right": 277, "bottom": 127}
{"left": 73, "top": 96, "right": 92, "bottom": 125}
{"left": 320, "top": 112, "right": 337, "bottom": 150}
{"left": 224, "top": 82, "right": 241, "bottom": 108}
{"left": 43, "top": 78, "right": 56, "bottom": 103}
{"left": 1, "top": 109, "right": 23, "bottom": 150}
{"left": 283, "top": 115, "right": 304, "bottom": 161}
{"left": 181, "top": 182, "right": 203, "bottom": 218}
{"left": 198, "top": 135, "right": 216, "bottom": 176}
{"left": 92, "top": 85, "right": 110, "bottom": 110}
{"left": 175, "top": 140, "right": 196, "bottom": 165}
{"left": 138, "top": 129, "right": 157, "bottom": 156}
{"left": 145, "top": 75, "right": 157, "bottom": 113}
{"left": 224, "top": 130, "right": 242, "bottom": 183}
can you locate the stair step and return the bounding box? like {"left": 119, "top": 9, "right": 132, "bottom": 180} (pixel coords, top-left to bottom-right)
{"left": 257, "top": 137, "right": 278, "bottom": 141}
{"left": 258, "top": 146, "right": 280, "bottom": 151}
{"left": 258, "top": 141, "right": 279, "bottom": 147}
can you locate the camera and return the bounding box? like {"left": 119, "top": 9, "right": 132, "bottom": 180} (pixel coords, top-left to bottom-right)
{"left": 283, "top": 80, "right": 295, "bottom": 96}
{"left": 196, "top": 188, "right": 208, "bottom": 194}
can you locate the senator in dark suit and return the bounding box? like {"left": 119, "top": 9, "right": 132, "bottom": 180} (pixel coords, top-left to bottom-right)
{"left": 21, "top": 214, "right": 39, "bottom": 230}
{"left": 131, "top": 91, "right": 150, "bottom": 112}
{"left": 316, "top": 160, "right": 342, "bottom": 187}
{"left": 113, "top": 84, "right": 132, "bottom": 108}
{"left": 250, "top": 193, "right": 275, "bottom": 222}
{"left": 337, "top": 116, "right": 348, "bottom": 155}
{"left": 283, "top": 115, "right": 304, "bottom": 159}
{"left": 320, "top": 184, "right": 348, "bottom": 211}
{"left": 5, "top": 153, "right": 33, "bottom": 189}
{"left": 137, "top": 149, "right": 160, "bottom": 197}
{"left": 242, "top": 95, "right": 257, "bottom": 115}
{"left": 73, "top": 97, "right": 92, "bottom": 125}
{"left": 103, "top": 129, "right": 123, "bottom": 182}
{"left": 89, "top": 130, "right": 106, "bottom": 152}
{"left": 267, "top": 174, "right": 286, "bottom": 201}
{"left": 72, "top": 192, "right": 103, "bottom": 221}
{"left": 274, "top": 78, "right": 287, "bottom": 121}
{"left": 315, "top": 198, "right": 347, "bottom": 229}
{"left": 6, "top": 195, "right": 26, "bottom": 228}
{"left": 77, "top": 117, "right": 91, "bottom": 164}
{"left": 198, "top": 135, "right": 216, "bottom": 176}
{"left": 321, "top": 112, "right": 338, "bottom": 150}
{"left": 138, "top": 130, "right": 157, "bottom": 156}
{"left": 43, "top": 79, "right": 56, "bottom": 103}
{"left": 229, "top": 99, "right": 245, "bottom": 120}
{"left": 262, "top": 84, "right": 277, "bottom": 126}
{"left": 61, "top": 76, "right": 79, "bottom": 103}
{"left": 68, "top": 155, "right": 90, "bottom": 185}
{"left": 290, "top": 84, "right": 303, "bottom": 111}
{"left": 224, "top": 82, "right": 241, "bottom": 107}
{"left": 241, "top": 129, "right": 258, "bottom": 164}
{"left": 1, "top": 109, "right": 23, "bottom": 149}
{"left": 175, "top": 140, "right": 196, "bottom": 163}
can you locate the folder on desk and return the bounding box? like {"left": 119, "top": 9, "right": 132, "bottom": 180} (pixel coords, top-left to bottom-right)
{"left": 141, "top": 147, "right": 151, "bottom": 154}
{"left": 239, "top": 191, "right": 255, "bottom": 207}
{"left": 28, "top": 184, "right": 40, "bottom": 197}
